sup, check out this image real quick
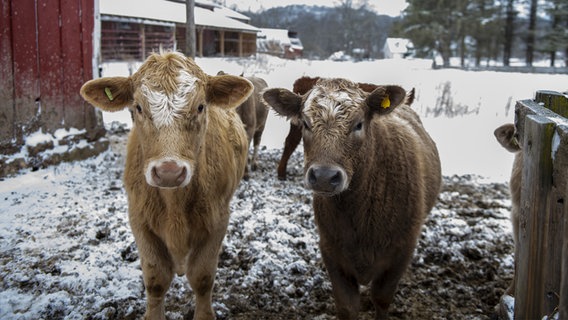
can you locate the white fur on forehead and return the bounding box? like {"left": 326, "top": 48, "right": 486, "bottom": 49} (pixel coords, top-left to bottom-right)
{"left": 141, "top": 70, "right": 198, "bottom": 128}
{"left": 304, "top": 86, "right": 365, "bottom": 117}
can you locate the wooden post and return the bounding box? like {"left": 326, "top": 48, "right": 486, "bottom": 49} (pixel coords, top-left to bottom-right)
{"left": 219, "top": 30, "right": 225, "bottom": 57}
{"left": 185, "top": 0, "right": 196, "bottom": 59}
{"left": 558, "top": 125, "right": 568, "bottom": 319}
{"left": 514, "top": 90, "right": 568, "bottom": 319}
{"left": 515, "top": 114, "right": 555, "bottom": 319}
{"left": 238, "top": 32, "right": 243, "bottom": 57}
{"left": 198, "top": 28, "right": 203, "bottom": 57}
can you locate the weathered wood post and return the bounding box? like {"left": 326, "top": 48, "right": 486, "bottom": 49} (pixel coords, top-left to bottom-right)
{"left": 514, "top": 90, "right": 568, "bottom": 319}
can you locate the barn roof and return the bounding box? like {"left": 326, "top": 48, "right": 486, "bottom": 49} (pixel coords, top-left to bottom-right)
{"left": 99, "top": 0, "right": 260, "bottom": 33}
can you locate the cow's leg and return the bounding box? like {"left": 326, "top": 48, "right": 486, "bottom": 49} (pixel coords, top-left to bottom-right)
{"left": 370, "top": 253, "right": 412, "bottom": 320}
{"left": 277, "top": 123, "right": 302, "bottom": 181}
{"left": 242, "top": 129, "right": 254, "bottom": 181}
{"left": 251, "top": 125, "right": 265, "bottom": 172}
{"left": 137, "top": 235, "right": 174, "bottom": 320}
{"left": 186, "top": 230, "right": 226, "bottom": 320}
{"left": 321, "top": 251, "right": 360, "bottom": 320}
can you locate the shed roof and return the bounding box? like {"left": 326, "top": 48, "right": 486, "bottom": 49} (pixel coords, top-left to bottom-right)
{"left": 384, "top": 38, "right": 413, "bottom": 54}
{"left": 99, "top": 0, "right": 260, "bottom": 33}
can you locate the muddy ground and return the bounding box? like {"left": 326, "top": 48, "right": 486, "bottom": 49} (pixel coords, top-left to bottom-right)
{"left": 0, "top": 130, "right": 514, "bottom": 319}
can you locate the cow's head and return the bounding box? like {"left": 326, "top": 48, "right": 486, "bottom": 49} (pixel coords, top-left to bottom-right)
{"left": 263, "top": 78, "right": 407, "bottom": 196}
{"left": 81, "top": 51, "right": 253, "bottom": 189}
{"left": 494, "top": 123, "right": 521, "bottom": 153}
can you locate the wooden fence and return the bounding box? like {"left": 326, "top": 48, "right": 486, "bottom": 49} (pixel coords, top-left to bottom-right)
{"left": 0, "top": 0, "right": 104, "bottom": 156}
{"left": 514, "top": 90, "right": 568, "bottom": 319}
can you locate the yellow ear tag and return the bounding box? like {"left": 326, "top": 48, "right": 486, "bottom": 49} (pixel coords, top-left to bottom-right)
{"left": 104, "top": 87, "right": 114, "bottom": 101}
{"left": 381, "top": 95, "right": 391, "bottom": 109}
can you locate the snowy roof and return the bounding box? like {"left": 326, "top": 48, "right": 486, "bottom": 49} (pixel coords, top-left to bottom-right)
{"left": 384, "top": 38, "right": 413, "bottom": 54}
{"left": 99, "top": 0, "right": 259, "bottom": 33}
{"left": 257, "top": 28, "right": 291, "bottom": 45}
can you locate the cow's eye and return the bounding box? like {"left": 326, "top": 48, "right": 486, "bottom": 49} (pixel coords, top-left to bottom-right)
{"left": 353, "top": 122, "right": 363, "bottom": 132}
{"left": 136, "top": 105, "right": 142, "bottom": 114}
{"left": 302, "top": 119, "right": 311, "bottom": 131}
{"left": 197, "top": 104, "right": 204, "bottom": 113}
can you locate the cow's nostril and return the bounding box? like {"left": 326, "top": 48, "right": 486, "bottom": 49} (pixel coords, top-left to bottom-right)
{"left": 176, "top": 167, "right": 187, "bottom": 184}
{"left": 330, "top": 171, "right": 342, "bottom": 186}
{"left": 308, "top": 168, "right": 317, "bottom": 185}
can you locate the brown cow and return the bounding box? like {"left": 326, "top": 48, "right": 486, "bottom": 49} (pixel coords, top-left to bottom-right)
{"left": 263, "top": 78, "right": 441, "bottom": 319}
{"left": 80, "top": 51, "right": 252, "bottom": 320}
{"left": 277, "top": 76, "right": 415, "bottom": 181}
{"left": 218, "top": 71, "right": 269, "bottom": 180}
{"left": 494, "top": 123, "right": 522, "bottom": 297}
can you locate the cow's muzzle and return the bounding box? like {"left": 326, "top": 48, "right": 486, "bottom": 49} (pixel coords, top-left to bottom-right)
{"left": 146, "top": 159, "right": 191, "bottom": 188}
{"left": 305, "top": 164, "right": 348, "bottom": 195}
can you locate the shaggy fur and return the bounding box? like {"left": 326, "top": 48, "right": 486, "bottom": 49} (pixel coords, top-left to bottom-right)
{"left": 80, "top": 51, "right": 251, "bottom": 320}
{"left": 263, "top": 78, "right": 441, "bottom": 319}
{"left": 494, "top": 123, "right": 522, "bottom": 296}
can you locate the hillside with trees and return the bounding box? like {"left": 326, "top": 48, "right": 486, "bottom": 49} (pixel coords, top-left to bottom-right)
{"left": 239, "top": 0, "right": 567, "bottom": 68}
{"left": 243, "top": 4, "right": 397, "bottom": 60}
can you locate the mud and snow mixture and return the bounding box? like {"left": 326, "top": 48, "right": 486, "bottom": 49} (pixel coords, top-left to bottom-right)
{"left": 0, "top": 128, "right": 515, "bottom": 320}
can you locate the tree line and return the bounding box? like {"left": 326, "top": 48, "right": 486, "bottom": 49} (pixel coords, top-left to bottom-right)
{"left": 239, "top": 0, "right": 567, "bottom": 67}
{"left": 243, "top": 4, "right": 396, "bottom": 60}
{"left": 393, "top": 0, "right": 568, "bottom": 67}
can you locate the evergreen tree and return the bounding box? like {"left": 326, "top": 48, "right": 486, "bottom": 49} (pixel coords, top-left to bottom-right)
{"left": 543, "top": 0, "right": 568, "bottom": 67}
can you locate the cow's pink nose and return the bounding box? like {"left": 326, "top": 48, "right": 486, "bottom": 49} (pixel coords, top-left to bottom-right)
{"left": 151, "top": 161, "right": 187, "bottom": 188}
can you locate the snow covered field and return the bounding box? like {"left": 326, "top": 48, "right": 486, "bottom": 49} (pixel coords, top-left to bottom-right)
{"left": 102, "top": 55, "right": 568, "bottom": 182}
{"left": 1, "top": 55, "right": 567, "bottom": 319}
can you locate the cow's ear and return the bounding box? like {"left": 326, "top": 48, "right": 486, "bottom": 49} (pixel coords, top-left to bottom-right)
{"left": 206, "top": 74, "right": 253, "bottom": 109}
{"left": 494, "top": 123, "right": 521, "bottom": 153}
{"left": 80, "top": 77, "right": 133, "bottom": 112}
{"left": 366, "top": 85, "right": 406, "bottom": 116}
{"left": 262, "top": 88, "right": 303, "bottom": 120}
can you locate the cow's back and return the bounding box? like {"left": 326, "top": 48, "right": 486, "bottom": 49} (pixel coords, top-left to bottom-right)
{"left": 247, "top": 76, "right": 269, "bottom": 129}
{"left": 385, "top": 105, "right": 441, "bottom": 212}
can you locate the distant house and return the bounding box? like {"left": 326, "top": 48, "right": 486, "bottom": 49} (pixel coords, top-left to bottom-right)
{"left": 99, "top": 0, "right": 260, "bottom": 61}
{"left": 257, "top": 28, "right": 303, "bottom": 59}
{"left": 383, "top": 38, "right": 414, "bottom": 59}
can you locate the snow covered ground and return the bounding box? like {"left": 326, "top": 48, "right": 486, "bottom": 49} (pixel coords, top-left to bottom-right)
{"left": 1, "top": 55, "right": 566, "bottom": 319}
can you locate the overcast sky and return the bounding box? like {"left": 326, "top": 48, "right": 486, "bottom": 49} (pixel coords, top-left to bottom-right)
{"left": 221, "top": 0, "right": 409, "bottom": 17}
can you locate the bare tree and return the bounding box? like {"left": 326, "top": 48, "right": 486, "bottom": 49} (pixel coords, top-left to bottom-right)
{"left": 186, "top": 0, "right": 196, "bottom": 59}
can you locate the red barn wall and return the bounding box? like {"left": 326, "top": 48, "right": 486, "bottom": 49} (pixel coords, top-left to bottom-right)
{"left": 0, "top": 0, "right": 104, "bottom": 155}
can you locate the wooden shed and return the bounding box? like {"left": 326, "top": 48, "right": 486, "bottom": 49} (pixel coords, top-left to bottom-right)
{"left": 0, "top": 0, "right": 107, "bottom": 177}
{"left": 99, "top": 0, "right": 260, "bottom": 61}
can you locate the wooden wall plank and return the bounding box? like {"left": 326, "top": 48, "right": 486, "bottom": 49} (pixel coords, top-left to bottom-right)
{"left": 11, "top": 0, "right": 41, "bottom": 138}
{"left": 60, "top": 0, "right": 85, "bottom": 130}
{"left": 0, "top": 0, "right": 15, "bottom": 148}
{"left": 81, "top": 0, "right": 105, "bottom": 141}
{"left": 37, "top": 0, "right": 64, "bottom": 134}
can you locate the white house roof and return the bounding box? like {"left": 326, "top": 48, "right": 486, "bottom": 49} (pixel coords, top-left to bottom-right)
{"left": 258, "top": 28, "right": 291, "bottom": 45}
{"left": 99, "top": 0, "right": 259, "bottom": 33}
{"left": 384, "top": 38, "right": 413, "bottom": 54}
